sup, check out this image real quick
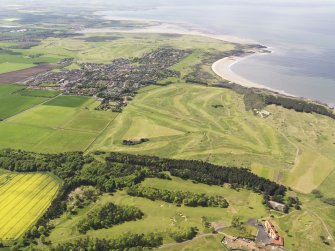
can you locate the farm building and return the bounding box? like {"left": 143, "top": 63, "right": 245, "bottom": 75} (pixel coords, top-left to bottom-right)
{"left": 264, "top": 220, "right": 284, "bottom": 246}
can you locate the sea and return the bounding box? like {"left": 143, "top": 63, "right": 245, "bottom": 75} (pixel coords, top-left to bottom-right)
{"left": 97, "top": 0, "right": 335, "bottom": 107}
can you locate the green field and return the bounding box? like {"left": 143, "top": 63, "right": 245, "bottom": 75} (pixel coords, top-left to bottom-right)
{"left": 0, "top": 95, "right": 117, "bottom": 153}
{"left": 23, "top": 33, "right": 234, "bottom": 65}
{"left": 0, "top": 84, "right": 49, "bottom": 120}
{"left": 47, "top": 176, "right": 335, "bottom": 251}
{"left": 17, "top": 88, "right": 61, "bottom": 98}
{"left": 48, "top": 176, "right": 266, "bottom": 245}
{"left": 90, "top": 83, "right": 335, "bottom": 194}
{"left": 1, "top": 81, "right": 334, "bottom": 193}
{"left": 0, "top": 172, "right": 61, "bottom": 242}
{"left": 0, "top": 50, "right": 61, "bottom": 74}
{"left": 44, "top": 95, "right": 90, "bottom": 107}
{"left": 0, "top": 62, "right": 34, "bottom": 74}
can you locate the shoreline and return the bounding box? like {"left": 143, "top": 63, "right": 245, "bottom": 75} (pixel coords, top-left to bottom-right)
{"left": 79, "top": 21, "right": 257, "bottom": 45}
{"left": 211, "top": 53, "right": 295, "bottom": 97}
{"left": 80, "top": 17, "right": 334, "bottom": 109}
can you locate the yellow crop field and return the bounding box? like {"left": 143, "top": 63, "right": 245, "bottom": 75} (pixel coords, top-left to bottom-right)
{"left": 0, "top": 173, "right": 61, "bottom": 241}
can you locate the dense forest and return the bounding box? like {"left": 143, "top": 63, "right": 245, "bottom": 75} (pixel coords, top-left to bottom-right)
{"left": 127, "top": 185, "right": 229, "bottom": 208}
{"left": 51, "top": 233, "right": 163, "bottom": 251}
{"left": 106, "top": 152, "right": 286, "bottom": 197}
{"left": 77, "top": 202, "right": 144, "bottom": 233}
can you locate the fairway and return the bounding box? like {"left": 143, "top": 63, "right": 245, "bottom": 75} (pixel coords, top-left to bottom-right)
{"left": 0, "top": 172, "right": 61, "bottom": 241}
{"left": 90, "top": 83, "right": 335, "bottom": 193}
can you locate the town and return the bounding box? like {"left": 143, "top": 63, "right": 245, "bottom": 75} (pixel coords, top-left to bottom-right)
{"left": 24, "top": 48, "right": 190, "bottom": 112}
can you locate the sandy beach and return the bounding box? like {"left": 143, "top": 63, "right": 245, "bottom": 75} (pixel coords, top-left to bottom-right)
{"left": 80, "top": 22, "right": 256, "bottom": 45}
{"left": 211, "top": 55, "right": 295, "bottom": 96}
{"left": 212, "top": 55, "right": 271, "bottom": 89}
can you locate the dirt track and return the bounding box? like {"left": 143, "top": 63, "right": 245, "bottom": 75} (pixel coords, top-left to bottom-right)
{"left": 0, "top": 64, "right": 58, "bottom": 84}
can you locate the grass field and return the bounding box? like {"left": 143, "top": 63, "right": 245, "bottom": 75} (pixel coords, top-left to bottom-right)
{"left": 47, "top": 176, "right": 335, "bottom": 251}
{"left": 90, "top": 83, "right": 335, "bottom": 194}
{"left": 48, "top": 176, "right": 266, "bottom": 245}
{"left": 0, "top": 172, "right": 61, "bottom": 242}
{"left": 17, "top": 88, "right": 61, "bottom": 98}
{"left": 0, "top": 84, "right": 49, "bottom": 120}
{"left": 0, "top": 62, "right": 35, "bottom": 74}
{"left": 0, "top": 95, "right": 118, "bottom": 153}
{"left": 23, "top": 33, "right": 234, "bottom": 65}
{"left": 0, "top": 50, "right": 61, "bottom": 74}
{"left": 44, "top": 96, "right": 90, "bottom": 107}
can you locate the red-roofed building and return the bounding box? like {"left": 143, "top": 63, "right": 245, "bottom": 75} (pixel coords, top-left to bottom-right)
{"left": 264, "top": 220, "right": 284, "bottom": 246}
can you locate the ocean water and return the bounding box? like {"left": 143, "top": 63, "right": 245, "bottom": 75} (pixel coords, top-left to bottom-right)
{"left": 98, "top": 0, "right": 335, "bottom": 107}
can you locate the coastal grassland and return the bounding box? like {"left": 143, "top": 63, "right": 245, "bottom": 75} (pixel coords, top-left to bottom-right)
{"left": 0, "top": 96, "right": 118, "bottom": 153}
{"left": 24, "top": 33, "right": 235, "bottom": 65}
{"left": 263, "top": 105, "right": 335, "bottom": 193}
{"left": 0, "top": 84, "right": 49, "bottom": 120}
{"left": 47, "top": 177, "right": 266, "bottom": 245}
{"left": 90, "top": 83, "right": 335, "bottom": 194}
{"left": 90, "top": 83, "right": 294, "bottom": 174}
{"left": 272, "top": 192, "right": 335, "bottom": 251}
{"left": 0, "top": 172, "right": 61, "bottom": 242}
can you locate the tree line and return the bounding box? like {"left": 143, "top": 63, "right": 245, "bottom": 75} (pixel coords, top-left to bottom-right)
{"left": 51, "top": 233, "right": 163, "bottom": 251}
{"left": 127, "top": 185, "right": 229, "bottom": 208}
{"left": 106, "top": 152, "right": 287, "bottom": 197}
{"left": 77, "top": 202, "right": 144, "bottom": 234}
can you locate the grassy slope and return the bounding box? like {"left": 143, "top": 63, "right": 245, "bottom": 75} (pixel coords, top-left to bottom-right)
{"left": 90, "top": 83, "right": 335, "bottom": 194}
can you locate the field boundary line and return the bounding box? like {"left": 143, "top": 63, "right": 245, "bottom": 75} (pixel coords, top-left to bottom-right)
{"left": 83, "top": 112, "right": 121, "bottom": 153}
{"left": 1, "top": 93, "right": 62, "bottom": 123}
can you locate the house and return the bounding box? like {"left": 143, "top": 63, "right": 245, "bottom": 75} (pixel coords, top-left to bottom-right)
{"left": 264, "top": 220, "right": 284, "bottom": 246}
